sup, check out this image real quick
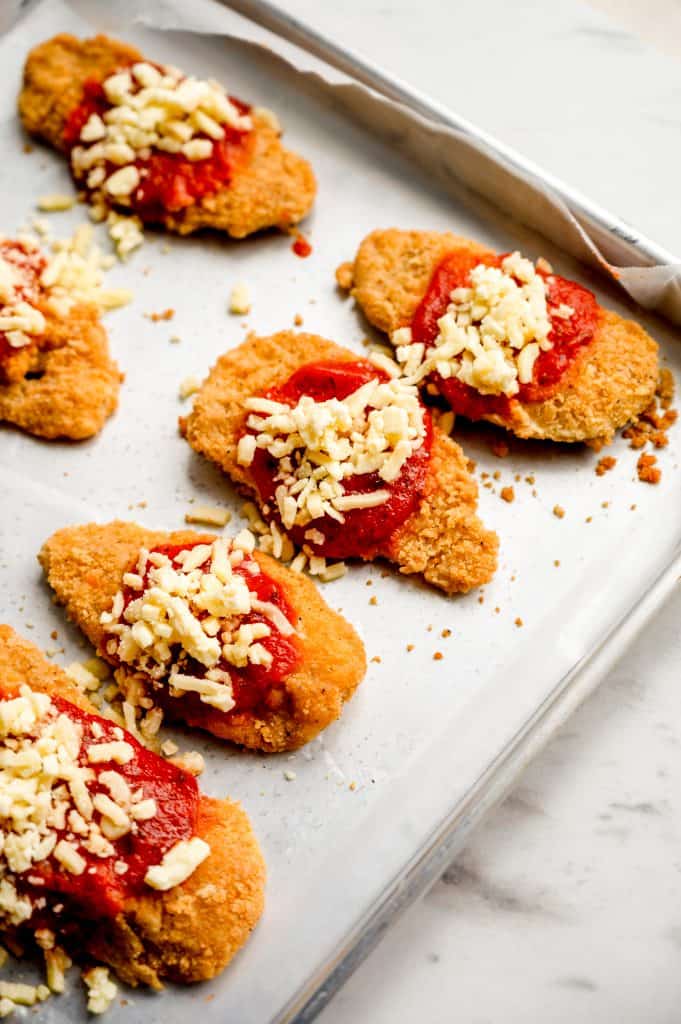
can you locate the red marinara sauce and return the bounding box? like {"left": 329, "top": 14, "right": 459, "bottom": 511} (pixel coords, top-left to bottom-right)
{"left": 291, "top": 234, "right": 312, "bottom": 258}
{"left": 247, "top": 359, "right": 433, "bottom": 559}
{"left": 0, "top": 688, "right": 199, "bottom": 920}
{"left": 410, "top": 248, "right": 599, "bottom": 420}
{"left": 0, "top": 241, "right": 46, "bottom": 373}
{"left": 118, "top": 542, "right": 300, "bottom": 719}
{"left": 63, "top": 75, "right": 253, "bottom": 220}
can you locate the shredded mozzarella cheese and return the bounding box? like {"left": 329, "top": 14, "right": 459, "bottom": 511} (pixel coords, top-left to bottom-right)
{"left": 392, "top": 252, "right": 574, "bottom": 397}
{"left": 71, "top": 62, "right": 252, "bottom": 208}
{"left": 238, "top": 376, "right": 426, "bottom": 530}
{"left": 100, "top": 535, "right": 295, "bottom": 713}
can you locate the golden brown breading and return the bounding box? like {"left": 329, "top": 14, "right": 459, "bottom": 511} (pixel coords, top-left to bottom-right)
{"left": 180, "top": 331, "right": 498, "bottom": 593}
{"left": 0, "top": 303, "right": 121, "bottom": 440}
{"left": 39, "top": 521, "right": 366, "bottom": 752}
{"left": 19, "top": 34, "right": 316, "bottom": 238}
{"left": 339, "top": 228, "right": 660, "bottom": 445}
{"left": 0, "top": 624, "right": 265, "bottom": 987}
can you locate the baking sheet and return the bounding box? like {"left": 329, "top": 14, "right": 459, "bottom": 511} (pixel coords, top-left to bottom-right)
{"left": 1, "top": 2, "right": 680, "bottom": 1022}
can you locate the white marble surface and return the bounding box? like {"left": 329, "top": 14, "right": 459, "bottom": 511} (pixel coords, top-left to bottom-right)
{"left": 272, "top": 2, "right": 681, "bottom": 1021}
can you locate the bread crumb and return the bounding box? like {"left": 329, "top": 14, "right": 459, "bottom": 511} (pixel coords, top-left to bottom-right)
{"left": 335, "top": 261, "right": 354, "bottom": 290}
{"left": 365, "top": 579, "right": 373, "bottom": 586}
{"left": 585, "top": 516, "right": 593, "bottom": 523}
{"left": 441, "top": 628, "right": 452, "bottom": 638}
{"left": 433, "top": 651, "right": 443, "bottom": 661}
{"left": 553, "top": 505, "right": 565, "bottom": 519}
{"left": 370, "top": 655, "right": 382, "bottom": 664}
{"left": 284, "top": 770, "right": 297, "bottom": 781}
{"left": 630, "top": 503, "right": 637, "bottom": 511}
{"left": 369, "top": 596, "right": 378, "bottom": 606}
{"left": 293, "top": 313, "right": 304, "bottom": 326}
{"left": 349, "top": 781, "right": 357, "bottom": 791}
{"left": 478, "top": 595, "right": 484, "bottom": 605}
{"left": 492, "top": 470, "right": 501, "bottom": 481}
{"left": 554, "top": 559, "right": 560, "bottom": 567}
{"left": 601, "top": 501, "right": 609, "bottom": 509}
{"left": 406, "top": 644, "right": 414, "bottom": 652}
{"left": 514, "top": 617, "right": 523, "bottom": 627}
{"left": 146, "top": 308, "right": 174, "bottom": 322}
{"left": 494, "top": 606, "right": 500, "bottom": 614}
{"left": 525, "top": 475, "right": 535, "bottom": 485}
{"left": 169, "top": 335, "right": 181, "bottom": 344}
{"left": 185, "top": 505, "right": 232, "bottom": 528}
{"left": 637, "top": 452, "right": 661, "bottom": 484}
{"left": 500, "top": 485, "right": 515, "bottom": 503}
{"left": 596, "top": 455, "right": 617, "bottom": 476}
{"left": 179, "top": 375, "right": 201, "bottom": 399}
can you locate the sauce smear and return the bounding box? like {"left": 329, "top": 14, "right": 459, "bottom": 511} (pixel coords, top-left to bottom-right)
{"left": 248, "top": 359, "right": 432, "bottom": 559}
{"left": 63, "top": 76, "right": 252, "bottom": 220}
{"left": 410, "top": 248, "right": 599, "bottom": 419}
{"left": 0, "top": 688, "right": 199, "bottom": 921}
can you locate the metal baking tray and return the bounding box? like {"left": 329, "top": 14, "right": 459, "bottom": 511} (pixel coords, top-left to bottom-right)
{"left": 1, "top": 2, "right": 680, "bottom": 1022}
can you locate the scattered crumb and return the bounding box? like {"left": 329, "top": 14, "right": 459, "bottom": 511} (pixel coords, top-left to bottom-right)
{"left": 637, "top": 452, "right": 661, "bottom": 484}
{"left": 335, "top": 261, "right": 354, "bottom": 290}
{"left": 514, "top": 617, "right": 523, "bottom": 627}
{"left": 433, "top": 651, "right": 443, "bottom": 661}
{"left": 630, "top": 503, "right": 637, "bottom": 511}
{"left": 585, "top": 516, "right": 593, "bottom": 523}
{"left": 494, "top": 607, "right": 500, "bottom": 614}
{"left": 293, "top": 313, "right": 304, "bottom": 326}
{"left": 426, "top": 625, "right": 433, "bottom": 632}
{"left": 525, "top": 475, "right": 535, "bottom": 485}
{"left": 596, "top": 455, "right": 617, "bottom": 476}
{"left": 492, "top": 470, "right": 501, "bottom": 481}
{"left": 406, "top": 644, "right": 414, "bottom": 652}
{"left": 370, "top": 655, "right": 382, "bottom": 664}
{"left": 500, "top": 485, "right": 515, "bottom": 503}
{"left": 185, "top": 505, "right": 232, "bottom": 528}
{"left": 365, "top": 579, "right": 373, "bottom": 587}
{"left": 491, "top": 439, "right": 509, "bottom": 458}
{"left": 369, "top": 596, "right": 378, "bottom": 606}
{"left": 349, "top": 781, "right": 357, "bottom": 791}
{"left": 50, "top": 630, "right": 58, "bottom": 640}
{"left": 554, "top": 559, "right": 560, "bottom": 567}
{"left": 441, "top": 628, "right": 452, "bottom": 638}
{"left": 229, "top": 282, "right": 251, "bottom": 315}
{"left": 169, "top": 335, "right": 181, "bottom": 344}
{"left": 601, "top": 501, "right": 609, "bottom": 509}
{"left": 145, "top": 308, "right": 174, "bottom": 322}
{"left": 553, "top": 505, "right": 565, "bottom": 519}
{"left": 478, "top": 595, "right": 484, "bottom": 604}
{"left": 514, "top": 473, "right": 521, "bottom": 482}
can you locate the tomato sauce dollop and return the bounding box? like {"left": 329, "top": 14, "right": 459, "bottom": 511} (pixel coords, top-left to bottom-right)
{"left": 0, "top": 688, "right": 199, "bottom": 921}
{"left": 410, "top": 249, "right": 599, "bottom": 420}
{"left": 118, "top": 542, "right": 300, "bottom": 722}
{"left": 0, "top": 241, "right": 46, "bottom": 374}
{"left": 63, "top": 77, "right": 253, "bottom": 219}
{"left": 248, "top": 359, "right": 433, "bottom": 559}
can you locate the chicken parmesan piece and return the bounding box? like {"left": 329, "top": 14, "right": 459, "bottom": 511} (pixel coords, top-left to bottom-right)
{"left": 0, "top": 624, "right": 265, "bottom": 991}
{"left": 337, "top": 229, "right": 660, "bottom": 445}
{"left": 180, "top": 331, "right": 499, "bottom": 594}
{"left": 0, "top": 235, "right": 121, "bottom": 440}
{"left": 39, "top": 522, "right": 366, "bottom": 753}
{"left": 19, "top": 34, "right": 316, "bottom": 238}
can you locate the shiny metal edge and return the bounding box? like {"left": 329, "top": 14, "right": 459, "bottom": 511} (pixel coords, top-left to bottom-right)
{"left": 277, "top": 549, "right": 681, "bottom": 1023}
{"left": 224, "top": 0, "right": 680, "bottom": 271}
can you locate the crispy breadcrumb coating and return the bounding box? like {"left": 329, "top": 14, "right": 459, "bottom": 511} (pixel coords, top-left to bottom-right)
{"left": 19, "top": 34, "right": 316, "bottom": 238}
{"left": 0, "top": 624, "right": 265, "bottom": 988}
{"left": 38, "top": 522, "right": 366, "bottom": 752}
{"left": 338, "top": 229, "right": 660, "bottom": 445}
{"left": 179, "top": 331, "right": 499, "bottom": 593}
{"left": 0, "top": 303, "right": 121, "bottom": 440}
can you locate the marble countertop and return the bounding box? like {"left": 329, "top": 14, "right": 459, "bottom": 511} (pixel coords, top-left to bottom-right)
{"left": 275, "top": 1, "right": 681, "bottom": 1021}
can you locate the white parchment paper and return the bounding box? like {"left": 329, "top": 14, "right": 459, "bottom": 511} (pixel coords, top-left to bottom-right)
{"left": 1, "top": 3, "right": 680, "bottom": 1023}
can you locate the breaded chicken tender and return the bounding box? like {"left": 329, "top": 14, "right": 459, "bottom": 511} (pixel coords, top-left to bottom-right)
{"left": 0, "top": 624, "right": 265, "bottom": 988}
{"left": 337, "top": 229, "right": 660, "bottom": 445}
{"left": 19, "top": 34, "right": 316, "bottom": 238}
{"left": 0, "top": 301, "right": 121, "bottom": 440}
{"left": 39, "top": 521, "right": 366, "bottom": 752}
{"left": 180, "top": 332, "right": 499, "bottom": 594}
